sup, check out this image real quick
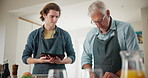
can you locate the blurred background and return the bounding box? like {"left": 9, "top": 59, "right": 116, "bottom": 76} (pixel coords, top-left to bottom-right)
{"left": 0, "top": 0, "right": 148, "bottom": 78}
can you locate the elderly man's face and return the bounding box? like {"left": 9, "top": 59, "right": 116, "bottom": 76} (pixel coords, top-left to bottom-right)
{"left": 91, "top": 11, "right": 110, "bottom": 33}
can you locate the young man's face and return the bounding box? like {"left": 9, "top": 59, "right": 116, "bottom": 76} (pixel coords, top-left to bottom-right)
{"left": 43, "top": 10, "right": 60, "bottom": 27}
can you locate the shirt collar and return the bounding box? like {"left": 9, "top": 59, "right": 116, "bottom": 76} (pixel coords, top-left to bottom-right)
{"left": 110, "top": 18, "right": 116, "bottom": 30}
{"left": 40, "top": 25, "right": 59, "bottom": 37}
{"left": 40, "top": 25, "right": 59, "bottom": 33}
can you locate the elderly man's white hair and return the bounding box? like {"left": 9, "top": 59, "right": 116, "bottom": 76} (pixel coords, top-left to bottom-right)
{"left": 88, "top": 0, "right": 107, "bottom": 16}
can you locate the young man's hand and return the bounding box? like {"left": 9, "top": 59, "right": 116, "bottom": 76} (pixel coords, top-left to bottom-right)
{"left": 54, "top": 56, "right": 62, "bottom": 64}
{"left": 39, "top": 55, "right": 56, "bottom": 63}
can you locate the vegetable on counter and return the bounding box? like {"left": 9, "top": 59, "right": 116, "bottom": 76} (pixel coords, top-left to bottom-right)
{"left": 21, "top": 72, "right": 33, "bottom": 78}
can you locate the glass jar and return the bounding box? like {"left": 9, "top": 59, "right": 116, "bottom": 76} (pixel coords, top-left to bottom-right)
{"left": 120, "top": 50, "right": 146, "bottom": 78}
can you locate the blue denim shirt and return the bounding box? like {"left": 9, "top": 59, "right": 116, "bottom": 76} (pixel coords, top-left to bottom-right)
{"left": 81, "top": 19, "right": 140, "bottom": 67}
{"left": 22, "top": 26, "right": 75, "bottom": 64}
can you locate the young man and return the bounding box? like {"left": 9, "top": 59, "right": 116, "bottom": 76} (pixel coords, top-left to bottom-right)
{"left": 22, "top": 3, "right": 75, "bottom": 74}
{"left": 81, "top": 0, "right": 140, "bottom": 78}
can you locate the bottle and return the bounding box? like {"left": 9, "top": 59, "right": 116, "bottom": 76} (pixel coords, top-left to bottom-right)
{"left": 0, "top": 64, "right": 3, "bottom": 78}
{"left": 12, "top": 64, "right": 18, "bottom": 78}
{"left": 2, "top": 58, "right": 10, "bottom": 78}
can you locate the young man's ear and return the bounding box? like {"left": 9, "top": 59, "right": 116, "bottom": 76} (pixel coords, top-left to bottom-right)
{"left": 43, "top": 13, "right": 47, "bottom": 18}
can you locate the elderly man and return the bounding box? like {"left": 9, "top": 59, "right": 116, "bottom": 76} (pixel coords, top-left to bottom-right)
{"left": 81, "top": 0, "right": 140, "bottom": 78}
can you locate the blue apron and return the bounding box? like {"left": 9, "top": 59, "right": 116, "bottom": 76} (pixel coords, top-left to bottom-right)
{"left": 32, "top": 28, "right": 65, "bottom": 74}
{"left": 93, "top": 22, "right": 121, "bottom": 76}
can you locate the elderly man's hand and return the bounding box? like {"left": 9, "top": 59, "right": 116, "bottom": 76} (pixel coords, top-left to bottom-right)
{"left": 103, "top": 72, "right": 118, "bottom": 78}
{"left": 89, "top": 72, "right": 98, "bottom": 78}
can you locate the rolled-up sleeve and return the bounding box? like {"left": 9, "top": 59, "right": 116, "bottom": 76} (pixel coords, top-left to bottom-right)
{"left": 64, "top": 32, "right": 75, "bottom": 63}
{"left": 81, "top": 30, "right": 96, "bottom": 68}
{"left": 22, "top": 32, "right": 34, "bottom": 64}
{"left": 81, "top": 38, "right": 93, "bottom": 68}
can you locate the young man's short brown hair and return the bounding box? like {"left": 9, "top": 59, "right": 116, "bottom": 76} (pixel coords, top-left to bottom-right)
{"left": 40, "top": 3, "right": 61, "bottom": 22}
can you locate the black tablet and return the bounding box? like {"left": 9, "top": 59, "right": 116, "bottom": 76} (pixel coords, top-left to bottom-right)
{"left": 40, "top": 53, "right": 65, "bottom": 60}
